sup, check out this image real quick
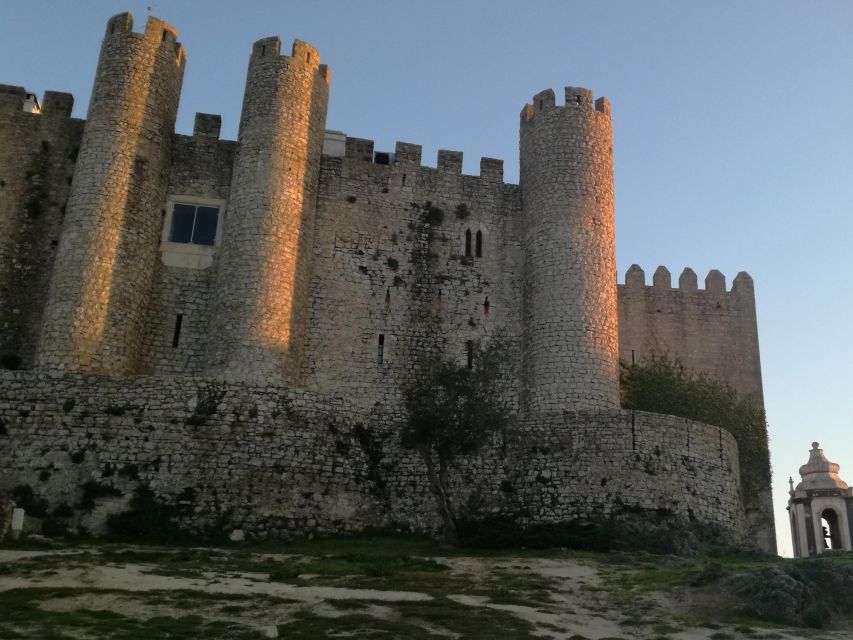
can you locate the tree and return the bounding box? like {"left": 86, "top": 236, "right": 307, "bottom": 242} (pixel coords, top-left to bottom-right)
{"left": 401, "top": 339, "right": 515, "bottom": 545}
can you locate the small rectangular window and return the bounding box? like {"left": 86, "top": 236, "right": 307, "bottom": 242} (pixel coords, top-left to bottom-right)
{"left": 377, "top": 334, "right": 385, "bottom": 364}
{"left": 172, "top": 314, "right": 183, "bottom": 348}
{"left": 466, "top": 340, "right": 473, "bottom": 370}
{"left": 169, "top": 203, "right": 220, "bottom": 246}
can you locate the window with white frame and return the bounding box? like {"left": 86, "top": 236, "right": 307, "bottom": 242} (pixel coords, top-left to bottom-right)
{"left": 161, "top": 196, "right": 226, "bottom": 269}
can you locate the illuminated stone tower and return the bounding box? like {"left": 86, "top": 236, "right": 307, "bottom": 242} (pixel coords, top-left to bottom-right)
{"left": 519, "top": 87, "right": 619, "bottom": 413}
{"left": 37, "top": 13, "right": 185, "bottom": 373}
{"left": 207, "top": 38, "right": 330, "bottom": 383}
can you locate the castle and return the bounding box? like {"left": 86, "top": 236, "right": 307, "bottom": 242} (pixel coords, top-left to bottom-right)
{"left": 0, "top": 13, "right": 775, "bottom": 552}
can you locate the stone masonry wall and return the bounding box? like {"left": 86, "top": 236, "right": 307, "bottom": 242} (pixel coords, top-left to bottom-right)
{"left": 618, "top": 264, "right": 764, "bottom": 402}
{"left": 0, "top": 86, "right": 83, "bottom": 368}
{"left": 617, "top": 264, "right": 775, "bottom": 552}
{"left": 0, "top": 371, "right": 745, "bottom": 541}
{"left": 140, "top": 116, "right": 236, "bottom": 375}
{"left": 307, "top": 139, "right": 523, "bottom": 413}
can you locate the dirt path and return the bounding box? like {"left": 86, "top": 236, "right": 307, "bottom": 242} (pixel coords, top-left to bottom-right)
{"left": 0, "top": 547, "right": 848, "bottom": 639}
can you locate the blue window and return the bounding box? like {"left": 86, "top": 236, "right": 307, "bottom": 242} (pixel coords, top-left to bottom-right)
{"left": 170, "top": 203, "right": 219, "bottom": 246}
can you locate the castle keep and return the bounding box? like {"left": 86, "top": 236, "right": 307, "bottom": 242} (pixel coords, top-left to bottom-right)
{"left": 0, "top": 13, "right": 775, "bottom": 552}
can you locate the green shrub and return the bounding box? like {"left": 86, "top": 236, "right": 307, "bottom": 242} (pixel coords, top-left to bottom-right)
{"left": 422, "top": 201, "right": 444, "bottom": 226}
{"left": 106, "top": 485, "right": 201, "bottom": 544}
{"left": 77, "top": 480, "right": 122, "bottom": 511}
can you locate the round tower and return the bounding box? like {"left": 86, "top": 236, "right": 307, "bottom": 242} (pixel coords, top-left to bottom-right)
{"left": 37, "top": 13, "right": 185, "bottom": 373}
{"left": 206, "top": 37, "right": 330, "bottom": 383}
{"left": 520, "top": 87, "right": 619, "bottom": 414}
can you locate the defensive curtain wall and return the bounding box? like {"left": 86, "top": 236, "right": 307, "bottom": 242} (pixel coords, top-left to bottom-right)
{"left": 0, "top": 371, "right": 744, "bottom": 540}
{"left": 0, "top": 12, "right": 773, "bottom": 549}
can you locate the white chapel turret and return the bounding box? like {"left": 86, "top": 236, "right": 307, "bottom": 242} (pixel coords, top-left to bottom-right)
{"left": 788, "top": 442, "right": 853, "bottom": 557}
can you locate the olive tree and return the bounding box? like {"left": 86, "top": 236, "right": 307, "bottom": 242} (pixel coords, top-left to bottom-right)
{"left": 401, "top": 339, "right": 515, "bottom": 544}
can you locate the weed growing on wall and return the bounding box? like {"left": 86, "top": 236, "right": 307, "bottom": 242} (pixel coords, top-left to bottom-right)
{"left": 620, "top": 357, "right": 770, "bottom": 502}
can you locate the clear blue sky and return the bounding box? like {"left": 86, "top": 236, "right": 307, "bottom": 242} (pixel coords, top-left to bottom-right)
{"left": 4, "top": 0, "right": 852, "bottom": 556}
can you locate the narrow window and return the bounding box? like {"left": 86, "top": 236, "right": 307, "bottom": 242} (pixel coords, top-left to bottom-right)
{"left": 401, "top": 173, "right": 406, "bottom": 186}
{"left": 475, "top": 230, "right": 483, "bottom": 257}
{"left": 483, "top": 297, "right": 490, "bottom": 317}
{"left": 261, "top": 45, "right": 266, "bottom": 56}
{"left": 466, "top": 340, "right": 473, "bottom": 370}
{"left": 162, "top": 30, "right": 168, "bottom": 42}
{"left": 384, "top": 288, "right": 391, "bottom": 311}
{"left": 465, "top": 229, "right": 472, "bottom": 257}
{"left": 171, "top": 314, "right": 183, "bottom": 348}
{"left": 377, "top": 334, "right": 385, "bottom": 364}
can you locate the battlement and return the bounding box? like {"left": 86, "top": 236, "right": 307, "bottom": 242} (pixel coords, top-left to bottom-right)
{"left": 0, "top": 85, "right": 73, "bottom": 118}
{"left": 193, "top": 112, "right": 221, "bottom": 139}
{"left": 104, "top": 13, "right": 185, "bottom": 67}
{"left": 339, "top": 136, "right": 506, "bottom": 182}
{"left": 521, "top": 86, "right": 611, "bottom": 122}
{"left": 621, "top": 265, "right": 755, "bottom": 296}
{"left": 250, "top": 37, "right": 330, "bottom": 84}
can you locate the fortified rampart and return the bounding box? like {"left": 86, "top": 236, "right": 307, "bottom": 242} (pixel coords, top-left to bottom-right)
{"left": 0, "top": 371, "right": 745, "bottom": 540}
{"left": 0, "top": 12, "right": 774, "bottom": 552}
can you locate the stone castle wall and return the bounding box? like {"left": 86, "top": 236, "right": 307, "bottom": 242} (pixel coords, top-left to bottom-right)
{"left": 306, "top": 139, "right": 523, "bottom": 413}
{"left": 618, "top": 264, "right": 764, "bottom": 402}
{"left": 0, "top": 86, "right": 82, "bottom": 368}
{"left": 0, "top": 371, "right": 745, "bottom": 540}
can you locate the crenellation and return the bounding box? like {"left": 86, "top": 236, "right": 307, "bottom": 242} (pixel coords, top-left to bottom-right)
{"left": 0, "top": 12, "right": 774, "bottom": 552}
{"left": 564, "top": 86, "right": 593, "bottom": 108}
{"left": 705, "top": 268, "right": 726, "bottom": 293}
{"left": 437, "top": 149, "right": 463, "bottom": 173}
{"left": 479, "top": 157, "right": 503, "bottom": 182}
{"left": 105, "top": 12, "right": 132, "bottom": 37}
{"left": 345, "top": 136, "right": 375, "bottom": 161}
{"left": 679, "top": 266, "right": 698, "bottom": 290}
{"left": 653, "top": 265, "right": 671, "bottom": 288}
{"left": 394, "top": 141, "right": 422, "bottom": 164}
{"left": 0, "top": 85, "right": 26, "bottom": 114}
{"left": 252, "top": 36, "right": 281, "bottom": 58}
{"left": 41, "top": 92, "right": 74, "bottom": 117}
{"left": 192, "top": 112, "right": 221, "bottom": 138}
{"left": 625, "top": 264, "right": 646, "bottom": 287}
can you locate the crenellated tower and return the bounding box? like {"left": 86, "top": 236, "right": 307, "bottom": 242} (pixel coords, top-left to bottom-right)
{"left": 519, "top": 87, "right": 620, "bottom": 414}
{"left": 37, "top": 13, "right": 185, "bottom": 373}
{"left": 206, "top": 37, "right": 330, "bottom": 383}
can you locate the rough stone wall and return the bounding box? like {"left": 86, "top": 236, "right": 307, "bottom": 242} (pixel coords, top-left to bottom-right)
{"left": 37, "top": 14, "right": 185, "bottom": 374}
{"left": 618, "top": 265, "right": 764, "bottom": 402}
{"left": 140, "top": 115, "right": 236, "bottom": 375}
{"left": 207, "top": 38, "right": 330, "bottom": 385}
{"left": 519, "top": 88, "right": 620, "bottom": 414}
{"left": 306, "top": 139, "right": 523, "bottom": 413}
{"left": 0, "top": 371, "right": 745, "bottom": 541}
{"left": 0, "top": 87, "right": 82, "bottom": 368}
{"left": 617, "top": 264, "right": 775, "bottom": 553}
